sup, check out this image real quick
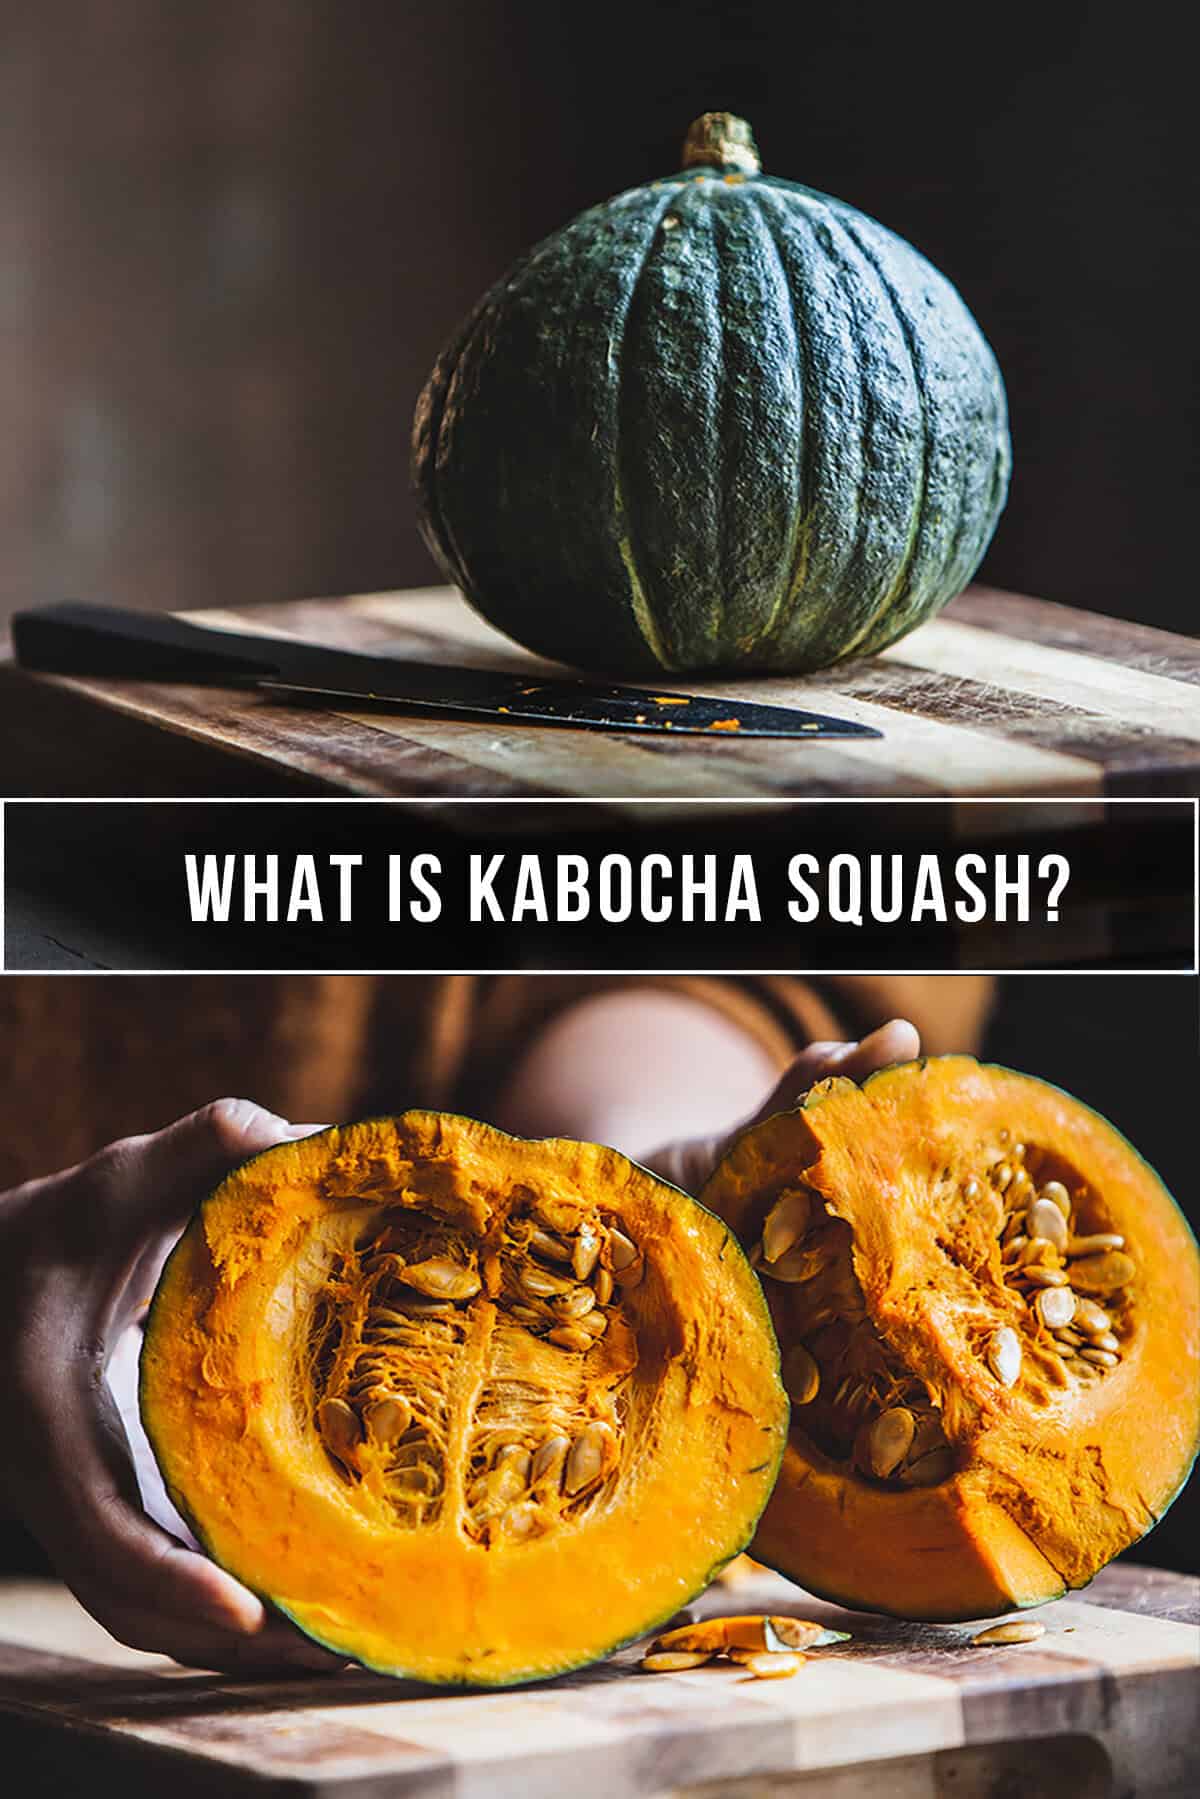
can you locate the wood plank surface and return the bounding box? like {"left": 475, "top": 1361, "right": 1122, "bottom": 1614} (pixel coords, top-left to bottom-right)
{"left": 0, "top": 1564, "right": 1195, "bottom": 1797}
{"left": 3, "top": 585, "right": 1198, "bottom": 802}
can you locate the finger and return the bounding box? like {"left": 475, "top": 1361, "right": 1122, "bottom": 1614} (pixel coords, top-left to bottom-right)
{"left": 96, "top": 1098, "right": 303, "bottom": 1239}
{"left": 829, "top": 1018, "right": 921, "bottom": 1081}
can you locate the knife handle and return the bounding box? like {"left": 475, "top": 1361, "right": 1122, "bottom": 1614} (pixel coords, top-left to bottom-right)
{"left": 11, "top": 602, "right": 277, "bottom": 680}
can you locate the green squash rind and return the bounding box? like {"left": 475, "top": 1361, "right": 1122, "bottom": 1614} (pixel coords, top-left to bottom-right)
{"left": 413, "top": 164, "right": 1010, "bottom": 676}
{"left": 140, "top": 1113, "right": 789, "bottom": 1687}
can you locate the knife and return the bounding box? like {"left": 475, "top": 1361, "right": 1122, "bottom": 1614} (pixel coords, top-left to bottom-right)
{"left": 11, "top": 602, "right": 881, "bottom": 741}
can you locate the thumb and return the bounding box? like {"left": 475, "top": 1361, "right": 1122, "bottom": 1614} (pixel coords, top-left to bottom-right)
{"left": 100, "top": 1098, "right": 311, "bottom": 1238}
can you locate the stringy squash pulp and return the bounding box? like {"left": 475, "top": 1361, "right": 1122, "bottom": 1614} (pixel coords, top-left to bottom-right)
{"left": 140, "top": 1114, "right": 788, "bottom": 1684}
{"left": 702, "top": 1057, "right": 1199, "bottom": 1621}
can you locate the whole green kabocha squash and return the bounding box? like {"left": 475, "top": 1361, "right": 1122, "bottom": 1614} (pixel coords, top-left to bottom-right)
{"left": 413, "top": 113, "right": 1010, "bottom": 676}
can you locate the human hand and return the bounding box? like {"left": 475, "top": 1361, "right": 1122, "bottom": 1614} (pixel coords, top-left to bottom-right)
{"left": 641, "top": 1018, "right": 921, "bottom": 1194}
{"left": 0, "top": 1098, "right": 342, "bottom": 1672}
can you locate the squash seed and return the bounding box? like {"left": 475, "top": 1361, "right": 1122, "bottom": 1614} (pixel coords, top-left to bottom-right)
{"left": 520, "top": 1265, "right": 574, "bottom": 1300}
{"left": 971, "top": 1620, "right": 1045, "bottom": 1646}
{"left": 364, "top": 1394, "right": 412, "bottom": 1445}
{"left": 499, "top": 1502, "right": 540, "bottom": 1540}
{"left": 317, "top": 1396, "right": 362, "bottom": 1462}
{"left": 1073, "top": 1297, "right": 1112, "bottom": 1336}
{"left": 1040, "top": 1181, "right": 1072, "bottom": 1218}
{"left": 1021, "top": 1266, "right": 1070, "bottom": 1288}
{"left": 641, "top": 1651, "right": 713, "bottom": 1672}
{"left": 1080, "top": 1346, "right": 1120, "bottom": 1368}
{"left": 1026, "top": 1199, "right": 1068, "bottom": 1251}
{"left": 986, "top": 1326, "right": 1022, "bottom": 1387}
{"left": 1069, "top": 1250, "right": 1135, "bottom": 1294}
{"left": 579, "top": 1308, "right": 608, "bottom": 1338}
{"left": 762, "top": 1189, "right": 811, "bottom": 1264}
{"left": 572, "top": 1221, "right": 602, "bottom": 1281}
{"left": 530, "top": 1435, "right": 570, "bottom": 1486}
{"left": 607, "top": 1228, "right": 639, "bottom": 1270}
{"left": 739, "top": 1651, "right": 803, "bottom": 1679}
{"left": 553, "top": 1286, "right": 596, "bottom": 1320}
{"left": 993, "top": 1161, "right": 1015, "bottom": 1192}
{"left": 564, "top": 1422, "right": 613, "bottom": 1495}
{"left": 593, "top": 1267, "right": 614, "bottom": 1306}
{"left": 1067, "top": 1233, "right": 1126, "bottom": 1257}
{"left": 865, "top": 1407, "right": 916, "bottom": 1478}
{"left": 1036, "top": 1286, "right": 1076, "bottom": 1330}
{"left": 548, "top": 1325, "right": 595, "bottom": 1353}
{"left": 760, "top": 1241, "right": 822, "bottom": 1282}
{"left": 783, "top": 1344, "right": 820, "bottom": 1405}
{"left": 529, "top": 1227, "right": 572, "bottom": 1263}
{"left": 401, "top": 1258, "right": 481, "bottom": 1301}
{"left": 899, "top": 1447, "right": 955, "bottom": 1487}
{"left": 1052, "top": 1326, "right": 1084, "bottom": 1349}
{"left": 1090, "top": 1330, "right": 1120, "bottom": 1354}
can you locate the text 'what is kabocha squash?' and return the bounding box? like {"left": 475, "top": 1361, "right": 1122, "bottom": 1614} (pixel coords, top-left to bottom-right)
{"left": 139, "top": 1115, "right": 788, "bottom": 1686}
{"left": 413, "top": 113, "right": 1010, "bottom": 675}
{"left": 702, "top": 1057, "right": 1199, "bottom": 1622}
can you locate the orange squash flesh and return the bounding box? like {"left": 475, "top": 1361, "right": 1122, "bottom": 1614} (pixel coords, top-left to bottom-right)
{"left": 702, "top": 1057, "right": 1199, "bottom": 1621}
{"left": 140, "top": 1113, "right": 788, "bottom": 1685}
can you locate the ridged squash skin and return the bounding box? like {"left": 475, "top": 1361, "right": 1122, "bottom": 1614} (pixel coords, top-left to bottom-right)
{"left": 413, "top": 115, "right": 1010, "bottom": 676}
{"left": 702, "top": 1058, "right": 1199, "bottom": 1622}
{"left": 139, "top": 1113, "right": 788, "bottom": 1686}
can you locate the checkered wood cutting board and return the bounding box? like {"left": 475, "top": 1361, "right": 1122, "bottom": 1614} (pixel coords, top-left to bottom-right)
{"left": 4, "top": 585, "right": 1199, "bottom": 801}
{"left": 0, "top": 1563, "right": 1195, "bottom": 1797}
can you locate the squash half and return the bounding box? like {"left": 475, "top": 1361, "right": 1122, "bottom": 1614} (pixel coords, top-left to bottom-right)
{"left": 702, "top": 1057, "right": 1199, "bottom": 1621}
{"left": 141, "top": 1113, "right": 788, "bottom": 1684}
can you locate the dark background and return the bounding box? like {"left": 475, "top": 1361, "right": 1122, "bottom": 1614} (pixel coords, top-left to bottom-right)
{"left": 2, "top": 0, "right": 1196, "bottom": 634}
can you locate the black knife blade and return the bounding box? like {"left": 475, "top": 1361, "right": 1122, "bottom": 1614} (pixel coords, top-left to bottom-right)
{"left": 11, "top": 601, "right": 882, "bottom": 741}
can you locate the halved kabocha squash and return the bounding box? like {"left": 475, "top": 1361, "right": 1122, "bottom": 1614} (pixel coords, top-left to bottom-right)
{"left": 140, "top": 1113, "right": 788, "bottom": 1685}
{"left": 702, "top": 1057, "right": 1199, "bottom": 1622}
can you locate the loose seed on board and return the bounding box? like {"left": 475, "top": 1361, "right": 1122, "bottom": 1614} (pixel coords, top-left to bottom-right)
{"left": 1040, "top": 1181, "right": 1072, "bottom": 1218}
{"left": 865, "top": 1407, "right": 916, "bottom": 1478}
{"left": 987, "top": 1326, "right": 1022, "bottom": 1387}
{"left": 1068, "top": 1250, "right": 1135, "bottom": 1295}
{"left": 1026, "top": 1199, "right": 1069, "bottom": 1251}
{"left": 971, "top": 1620, "right": 1046, "bottom": 1646}
{"left": 1067, "top": 1234, "right": 1125, "bottom": 1257}
{"left": 783, "top": 1343, "right": 820, "bottom": 1405}
{"left": 655, "top": 1615, "right": 845, "bottom": 1655}
{"left": 762, "top": 1189, "right": 811, "bottom": 1264}
{"left": 641, "top": 1651, "right": 713, "bottom": 1672}
{"left": 739, "top": 1651, "right": 803, "bottom": 1679}
{"left": 1036, "top": 1286, "right": 1077, "bottom": 1330}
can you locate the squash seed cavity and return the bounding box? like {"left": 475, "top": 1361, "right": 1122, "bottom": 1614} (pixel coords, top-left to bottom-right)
{"left": 307, "top": 1194, "right": 642, "bottom": 1545}
{"left": 747, "top": 1136, "right": 1134, "bottom": 1493}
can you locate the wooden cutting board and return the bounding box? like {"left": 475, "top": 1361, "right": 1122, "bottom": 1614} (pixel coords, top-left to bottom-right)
{"left": 4, "top": 585, "right": 1199, "bottom": 801}
{"left": 1, "top": 1563, "right": 1195, "bottom": 1797}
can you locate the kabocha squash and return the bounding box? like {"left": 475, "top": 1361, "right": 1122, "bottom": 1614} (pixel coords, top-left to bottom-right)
{"left": 139, "top": 1113, "right": 787, "bottom": 1685}
{"left": 702, "top": 1057, "right": 1199, "bottom": 1622}
{"left": 413, "top": 112, "right": 1009, "bottom": 676}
